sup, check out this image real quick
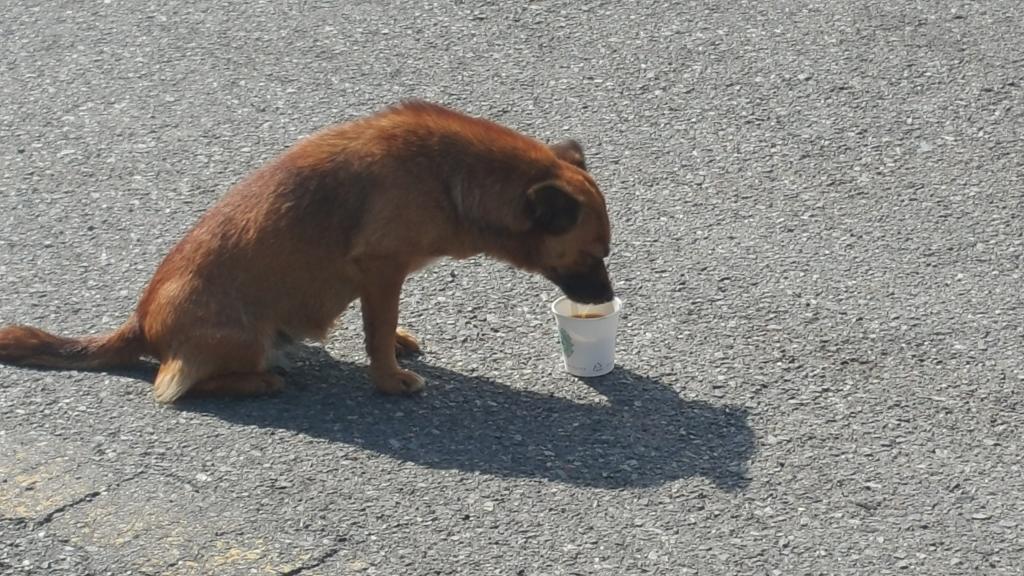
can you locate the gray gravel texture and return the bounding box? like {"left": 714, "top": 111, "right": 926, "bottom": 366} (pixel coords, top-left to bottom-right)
{"left": 2, "top": 0, "right": 1023, "bottom": 574}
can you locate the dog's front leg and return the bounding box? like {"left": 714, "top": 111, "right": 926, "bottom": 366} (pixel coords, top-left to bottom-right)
{"left": 360, "top": 269, "right": 426, "bottom": 395}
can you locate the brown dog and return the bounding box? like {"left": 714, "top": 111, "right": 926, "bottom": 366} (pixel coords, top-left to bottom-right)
{"left": 0, "top": 101, "right": 613, "bottom": 402}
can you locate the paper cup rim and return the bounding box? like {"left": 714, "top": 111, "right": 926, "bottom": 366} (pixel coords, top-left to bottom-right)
{"left": 551, "top": 296, "right": 622, "bottom": 320}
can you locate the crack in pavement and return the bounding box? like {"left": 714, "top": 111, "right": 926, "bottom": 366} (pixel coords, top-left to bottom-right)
{"left": 279, "top": 541, "right": 346, "bottom": 576}
{"left": 32, "top": 470, "right": 145, "bottom": 527}
{"left": 34, "top": 489, "right": 103, "bottom": 526}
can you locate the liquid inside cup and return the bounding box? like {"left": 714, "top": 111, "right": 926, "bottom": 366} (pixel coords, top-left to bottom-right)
{"left": 552, "top": 298, "right": 618, "bottom": 320}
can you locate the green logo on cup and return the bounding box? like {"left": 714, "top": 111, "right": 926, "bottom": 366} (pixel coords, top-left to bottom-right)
{"left": 559, "top": 328, "right": 574, "bottom": 358}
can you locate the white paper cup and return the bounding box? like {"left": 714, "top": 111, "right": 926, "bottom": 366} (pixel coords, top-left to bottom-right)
{"left": 551, "top": 296, "right": 622, "bottom": 377}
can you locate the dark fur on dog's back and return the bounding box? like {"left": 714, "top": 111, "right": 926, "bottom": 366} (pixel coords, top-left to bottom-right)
{"left": 0, "top": 101, "right": 613, "bottom": 402}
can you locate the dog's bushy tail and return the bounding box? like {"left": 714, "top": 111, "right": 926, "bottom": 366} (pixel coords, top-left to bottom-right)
{"left": 0, "top": 316, "right": 146, "bottom": 370}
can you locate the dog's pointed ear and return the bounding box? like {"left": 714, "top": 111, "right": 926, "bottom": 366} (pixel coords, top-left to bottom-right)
{"left": 527, "top": 183, "right": 581, "bottom": 235}
{"left": 550, "top": 139, "right": 587, "bottom": 171}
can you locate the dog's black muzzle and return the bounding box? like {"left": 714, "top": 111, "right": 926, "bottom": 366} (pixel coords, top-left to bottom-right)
{"left": 545, "top": 258, "right": 614, "bottom": 304}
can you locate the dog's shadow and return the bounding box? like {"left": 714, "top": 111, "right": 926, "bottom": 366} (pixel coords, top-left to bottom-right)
{"left": 181, "top": 345, "right": 756, "bottom": 491}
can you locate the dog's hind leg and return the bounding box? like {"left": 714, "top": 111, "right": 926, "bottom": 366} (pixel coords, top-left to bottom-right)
{"left": 190, "top": 372, "right": 283, "bottom": 397}
{"left": 152, "top": 329, "right": 276, "bottom": 403}
{"left": 153, "top": 358, "right": 202, "bottom": 404}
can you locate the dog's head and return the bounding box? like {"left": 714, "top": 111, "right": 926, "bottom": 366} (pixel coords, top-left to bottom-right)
{"left": 524, "top": 140, "right": 614, "bottom": 304}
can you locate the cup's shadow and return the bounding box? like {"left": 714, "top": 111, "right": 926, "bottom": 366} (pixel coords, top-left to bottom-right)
{"left": 182, "top": 345, "right": 756, "bottom": 491}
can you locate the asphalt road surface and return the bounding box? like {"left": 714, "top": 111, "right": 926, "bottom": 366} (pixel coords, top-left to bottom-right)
{"left": 2, "top": 1, "right": 1022, "bottom": 574}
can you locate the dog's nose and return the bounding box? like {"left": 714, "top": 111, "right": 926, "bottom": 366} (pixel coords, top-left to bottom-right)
{"left": 545, "top": 259, "right": 614, "bottom": 305}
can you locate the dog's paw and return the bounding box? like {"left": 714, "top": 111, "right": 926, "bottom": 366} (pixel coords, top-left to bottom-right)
{"left": 395, "top": 327, "right": 421, "bottom": 356}
{"left": 373, "top": 368, "right": 426, "bottom": 395}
